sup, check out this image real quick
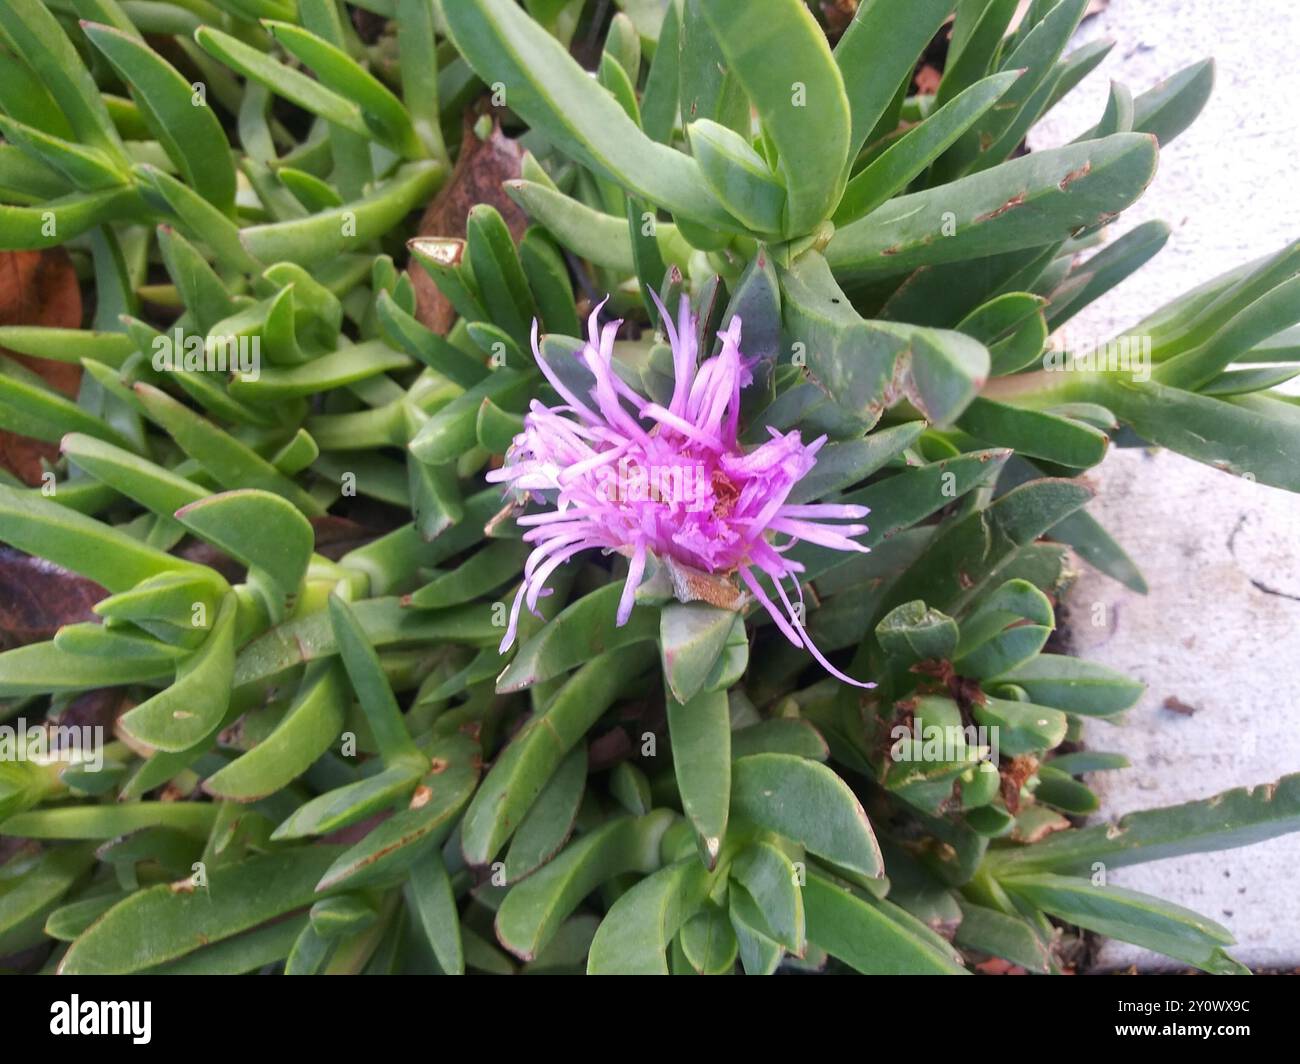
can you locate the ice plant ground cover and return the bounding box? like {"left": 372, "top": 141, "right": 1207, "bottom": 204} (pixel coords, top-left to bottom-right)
{"left": 0, "top": 0, "right": 1297, "bottom": 975}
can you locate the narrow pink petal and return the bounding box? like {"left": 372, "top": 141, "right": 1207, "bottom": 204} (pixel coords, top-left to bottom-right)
{"left": 531, "top": 320, "right": 599, "bottom": 424}
{"left": 771, "top": 575, "right": 875, "bottom": 689}
{"left": 616, "top": 541, "right": 647, "bottom": 626}
{"left": 498, "top": 580, "right": 528, "bottom": 652}
{"left": 766, "top": 517, "right": 871, "bottom": 551}
{"left": 738, "top": 565, "right": 803, "bottom": 648}
{"left": 777, "top": 503, "right": 870, "bottom": 520}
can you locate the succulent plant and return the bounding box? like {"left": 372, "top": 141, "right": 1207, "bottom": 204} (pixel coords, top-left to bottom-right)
{"left": 0, "top": 0, "right": 1297, "bottom": 976}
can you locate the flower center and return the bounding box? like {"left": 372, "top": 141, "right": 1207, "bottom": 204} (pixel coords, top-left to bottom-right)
{"left": 711, "top": 468, "right": 739, "bottom": 518}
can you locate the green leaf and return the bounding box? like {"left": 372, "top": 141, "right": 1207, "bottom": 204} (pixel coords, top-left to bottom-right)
{"left": 803, "top": 866, "right": 968, "bottom": 974}
{"left": 660, "top": 602, "right": 739, "bottom": 704}
{"left": 0, "top": 846, "right": 94, "bottom": 943}
{"left": 227, "top": 341, "right": 412, "bottom": 401}
{"left": 195, "top": 25, "right": 372, "bottom": 142}
{"left": 271, "top": 763, "right": 424, "bottom": 840}
{"left": 202, "top": 661, "right": 348, "bottom": 801}
{"left": 410, "top": 540, "right": 530, "bottom": 610}
{"left": 947, "top": 0, "right": 1090, "bottom": 175}
{"left": 0, "top": 0, "right": 126, "bottom": 162}
{"left": 504, "top": 179, "right": 691, "bottom": 273}
{"left": 496, "top": 583, "right": 660, "bottom": 692}
{"left": 496, "top": 811, "right": 673, "bottom": 961}
{"left": 678, "top": 0, "right": 751, "bottom": 139}
{"left": 1001, "top": 873, "right": 1245, "bottom": 974}
{"left": 463, "top": 642, "right": 657, "bottom": 864}
{"left": 61, "top": 432, "right": 205, "bottom": 517}
{"left": 990, "top": 773, "right": 1300, "bottom": 877}
{"left": 833, "top": 0, "right": 956, "bottom": 159}
{"left": 2, "top": 802, "right": 217, "bottom": 841}
{"left": 1156, "top": 273, "right": 1300, "bottom": 391}
{"left": 82, "top": 21, "right": 236, "bottom": 213}
{"left": 519, "top": 227, "right": 581, "bottom": 336}
{"left": 958, "top": 291, "right": 1049, "bottom": 376}
{"left": 233, "top": 598, "right": 500, "bottom": 688}
{"left": 328, "top": 593, "right": 425, "bottom": 769}
{"left": 0, "top": 113, "right": 126, "bottom": 192}
{"left": 264, "top": 20, "right": 424, "bottom": 159}
{"left": 0, "top": 357, "right": 135, "bottom": 449}
{"left": 937, "top": 0, "right": 1020, "bottom": 109}
{"left": 376, "top": 290, "right": 488, "bottom": 389}
{"left": 396, "top": 0, "right": 446, "bottom": 160}
{"left": 1034, "top": 767, "right": 1100, "bottom": 814}
{"left": 1130, "top": 58, "right": 1215, "bottom": 147}
{"left": 836, "top": 71, "right": 1021, "bottom": 224}
{"left": 871, "top": 478, "right": 1092, "bottom": 621}
{"left": 1001, "top": 455, "right": 1147, "bottom": 592}
{"left": 176, "top": 490, "right": 313, "bottom": 619}
{"left": 144, "top": 916, "right": 306, "bottom": 975}
{"left": 442, "top": 0, "right": 737, "bottom": 229}
{"left": 786, "top": 422, "right": 925, "bottom": 504}
{"left": 45, "top": 891, "right": 130, "bottom": 944}
{"left": 972, "top": 696, "right": 1067, "bottom": 756}
{"left": 0, "top": 640, "right": 173, "bottom": 696}
{"left": 876, "top": 600, "right": 960, "bottom": 666}
{"left": 780, "top": 251, "right": 989, "bottom": 426}
{"left": 586, "top": 857, "right": 711, "bottom": 974}
{"left": 958, "top": 397, "right": 1109, "bottom": 467}
{"left": 0, "top": 483, "right": 207, "bottom": 592}
{"left": 408, "top": 368, "right": 534, "bottom": 465}
{"left": 953, "top": 900, "right": 1053, "bottom": 973}
{"left": 467, "top": 203, "right": 538, "bottom": 350}
{"left": 0, "top": 187, "right": 137, "bottom": 249}
{"left": 408, "top": 850, "right": 463, "bottom": 974}
{"left": 993, "top": 652, "right": 1145, "bottom": 717}
{"left": 731, "top": 719, "right": 829, "bottom": 762}
{"left": 310, "top": 895, "right": 378, "bottom": 940}
{"left": 808, "top": 450, "right": 1009, "bottom": 579}
{"left": 667, "top": 686, "right": 731, "bottom": 866}
{"left": 729, "top": 891, "right": 784, "bottom": 975}
{"left": 133, "top": 382, "right": 324, "bottom": 516}
{"left": 1201, "top": 365, "right": 1300, "bottom": 396}
{"left": 58, "top": 846, "right": 346, "bottom": 974}
{"left": 731, "top": 753, "right": 882, "bottom": 877}
{"left": 1047, "top": 751, "right": 1130, "bottom": 775}
{"left": 729, "top": 840, "right": 804, "bottom": 952}
{"left": 240, "top": 160, "right": 443, "bottom": 265}
{"left": 119, "top": 594, "right": 237, "bottom": 753}
{"left": 955, "top": 576, "right": 1054, "bottom": 650}
{"left": 827, "top": 134, "right": 1159, "bottom": 283}
{"left": 639, "top": 0, "right": 680, "bottom": 142}
{"left": 316, "top": 735, "right": 480, "bottom": 891}
{"left": 502, "top": 743, "right": 587, "bottom": 882}
{"left": 684, "top": 119, "right": 785, "bottom": 236}
{"left": 677, "top": 902, "right": 738, "bottom": 973}
{"left": 0, "top": 327, "right": 133, "bottom": 369}
{"left": 1045, "top": 220, "right": 1170, "bottom": 331}
{"left": 697, "top": 0, "right": 847, "bottom": 234}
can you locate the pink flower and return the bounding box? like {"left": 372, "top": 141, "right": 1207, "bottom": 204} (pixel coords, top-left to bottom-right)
{"left": 487, "top": 295, "right": 874, "bottom": 688}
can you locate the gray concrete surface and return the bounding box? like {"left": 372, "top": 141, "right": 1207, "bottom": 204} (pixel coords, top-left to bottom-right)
{"left": 1028, "top": 0, "right": 1300, "bottom": 970}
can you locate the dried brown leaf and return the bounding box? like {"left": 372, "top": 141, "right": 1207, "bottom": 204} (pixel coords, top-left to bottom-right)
{"left": 408, "top": 116, "right": 529, "bottom": 332}
{"left": 0, "top": 248, "right": 82, "bottom": 484}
